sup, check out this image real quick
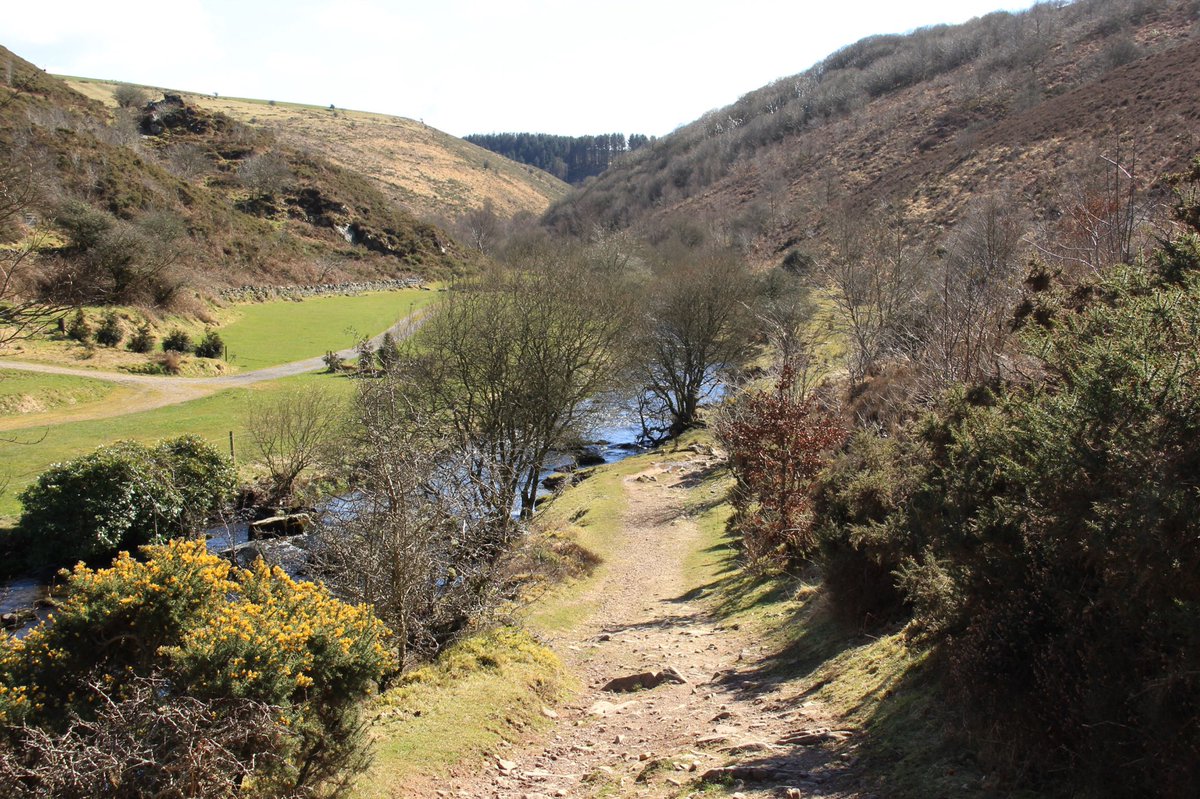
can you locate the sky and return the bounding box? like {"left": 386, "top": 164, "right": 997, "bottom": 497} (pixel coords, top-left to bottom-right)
{"left": 5, "top": 0, "right": 1037, "bottom": 138}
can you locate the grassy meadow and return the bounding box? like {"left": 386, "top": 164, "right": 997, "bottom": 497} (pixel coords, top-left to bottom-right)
{"left": 219, "top": 287, "right": 438, "bottom": 369}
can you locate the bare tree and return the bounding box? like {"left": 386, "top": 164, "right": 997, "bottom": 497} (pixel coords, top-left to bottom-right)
{"left": 0, "top": 160, "right": 68, "bottom": 347}
{"left": 821, "top": 206, "right": 928, "bottom": 385}
{"left": 111, "top": 84, "right": 149, "bottom": 109}
{"left": 245, "top": 384, "right": 345, "bottom": 507}
{"left": 1033, "top": 146, "right": 1146, "bottom": 275}
{"left": 313, "top": 382, "right": 507, "bottom": 667}
{"left": 397, "top": 262, "right": 629, "bottom": 523}
{"left": 460, "top": 199, "right": 502, "bottom": 255}
{"left": 633, "top": 246, "right": 754, "bottom": 438}
{"left": 237, "top": 150, "right": 294, "bottom": 197}
{"left": 918, "top": 196, "right": 1025, "bottom": 396}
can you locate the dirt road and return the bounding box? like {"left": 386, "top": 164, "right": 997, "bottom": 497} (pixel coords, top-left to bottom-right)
{"left": 0, "top": 313, "right": 424, "bottom": 432}
{"left": 429, "top": 456, "right": 862, "bottom": 799}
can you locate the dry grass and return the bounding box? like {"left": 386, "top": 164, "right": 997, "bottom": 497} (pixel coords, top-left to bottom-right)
{"left": 62, "top": 77, "right": 569, "bottom": 221}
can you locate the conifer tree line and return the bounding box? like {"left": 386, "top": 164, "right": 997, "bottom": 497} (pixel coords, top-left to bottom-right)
{"left": 465, "top": 132, "right": 653, "bottom": 184}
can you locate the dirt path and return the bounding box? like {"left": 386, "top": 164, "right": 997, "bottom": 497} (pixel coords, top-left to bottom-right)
{"left": 430, "top": 457, "right": 863, "bottom": 799}
{"left": 0, "top": 313, "right": 424, "bottom": 432}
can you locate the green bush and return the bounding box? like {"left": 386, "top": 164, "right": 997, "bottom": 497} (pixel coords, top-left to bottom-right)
{"left": 811, "top": 429, "right": 925, "bottom": 625}
{"left": 128, "top": 322, "right": 155, "bottom": 353}
{"left": 65, "top": 309, "right": 91, "bottom": 343}
{"left": 17, "top": 436, "right": 235, "bottom": 567}
{"left": 94, "top": 312, "right": 123, "bottom": 347}
{"left": 160, "top": 328, "right": 193, "bottom": 353}
{"left": 194, "top": 328, "right": 224, "bottom": 359}
{"left": 0, "top": 539, "right": 393, "bottom": 794}
{"left": 906, "top": 260, "right": 1200, "bottom": 795}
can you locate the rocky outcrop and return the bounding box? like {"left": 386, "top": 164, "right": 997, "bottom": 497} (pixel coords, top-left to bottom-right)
{"left": 139, "top": 93, "right": 210, "bottom": 136}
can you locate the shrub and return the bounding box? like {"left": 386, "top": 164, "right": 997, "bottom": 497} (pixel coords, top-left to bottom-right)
{"left": 0, "top": 539, "right": 393, "bottom": 794}
{"left": 906, "top": 259, "right": 1200, "bottom": 794}
{"left": 66, "top": 309, "right": 91, "bottom": 343}
{"left": 17, "top": 436, "right": 235, "bottom": 567}
{"left": 112, "top": 84, "right": 148, "bottom": 109}
{"left": 127, "top": 322, "right": 155, "bottom": 353}
{"left": 160, "top": 327, "right": 192, "bottom": 353}
{"left": 714, "top": 367, "right": 844, "bottom": 567}
{"left": 322, "top": 349, "right": 345, "bottom": 373}
{"left": 194, "top": 328, "right": 224, "bottom": 359}
{"left": 811, "top": 429, "right": 926, "bottom": 625}
{"left": 156, "top": 349, "right": 182, "bottom": 375}
{"left": 94, "top": 312, "right": 123, "bottom": 347}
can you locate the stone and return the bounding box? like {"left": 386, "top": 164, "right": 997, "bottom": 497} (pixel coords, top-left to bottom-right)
{"left": 776, "top": 728, "right": 855, "bottom": 746}
{"left": 601, "top": 666, "right": 687, "bottom": 693}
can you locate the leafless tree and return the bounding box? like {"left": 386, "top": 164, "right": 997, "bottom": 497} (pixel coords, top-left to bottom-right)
{"left": 917, "top": 196, "right": 1025, "bottom": 396}
{"left": 460, "top": 199, "right": 502, "bottom": 255}
{"left": 238, "top": 150, "right": 294, "bottom": 197}
{"left": 246, "top": 384, "right": 346, "bottom": 507}
{"left": 313, "top": 383, "right": 508, "bottom": 667}
{"left": 397, "top": 263, "right": 629, "bottom": 522}
{"left": 1033, "top": 146, "right": 1146, "bottom": 275}
{"left": 111, "top": 84, "right": 149, "bottom": 109}
{"left": 633, "top": 246, "right": 753, "bottom": 438}
{"left": 0, "top": 160, "right": 69, "bottom": 348}
{"left": 820, "top": 206, "right": 929, "bottom": 385}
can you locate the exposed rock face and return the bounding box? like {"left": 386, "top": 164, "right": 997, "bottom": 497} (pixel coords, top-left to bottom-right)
{"left": 140, "top": 93, "right": 210, "bottom": 135}
{"left": 286, "top": 187, "right": 349, "bottom": 228}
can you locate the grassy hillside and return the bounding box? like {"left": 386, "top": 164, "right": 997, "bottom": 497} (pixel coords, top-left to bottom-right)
{"left": 1, "top": 45, "right": 469, "bottom": 303}
{"left": 547, "top": 0, "right": 1200, "bottom": 264}
{"left": 63, "top": 78, "right": 570, "bottom": 222}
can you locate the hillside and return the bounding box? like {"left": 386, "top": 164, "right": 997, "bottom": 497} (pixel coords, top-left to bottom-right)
{"left": 0, "top": 45, "right": 470, "bottom": 300}
{"left": 63, "top": 77, "right": 570, "bottom": 222}
{"left": 547, "top": 0, "right": 1200, "bottom": 263}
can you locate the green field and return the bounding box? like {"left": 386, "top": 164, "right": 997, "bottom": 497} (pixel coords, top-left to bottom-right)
{"left": 0, "top": 370, "right": 119, "bottom": 417}
{"left": 0, "top": 373, "right": 356, "bottom": 521}
{"left": 220, "top": 288, "right": 438, "bottom": 370}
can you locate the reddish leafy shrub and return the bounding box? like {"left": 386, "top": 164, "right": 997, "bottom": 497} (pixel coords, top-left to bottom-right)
{"left": 715, "top": 367, "right": 845, "bottom": 567}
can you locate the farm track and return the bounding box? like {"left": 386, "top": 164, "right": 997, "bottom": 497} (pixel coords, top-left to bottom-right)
{"left": 0, "top": 312, "right": 425, "bottom": 432}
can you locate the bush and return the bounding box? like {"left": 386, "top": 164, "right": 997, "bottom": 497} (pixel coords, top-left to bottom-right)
{"left": 904, "top": 259, "right": 1200, "bottom": 795}
{"left": 322, "top": 349, "right": 345, "bottom": 373}
{"left": 160, "top": 327, "right": 192, "bottom": 353}
{"left": 811, "top": 429, "right": 925, "bottom": 625}
{"left": 194, "top": 328, "right": 224, "bottom": 359}
{"left": 714, "top": 367, "right": 844, "bottom": 567}
{"left": 128, "top": 322, "right": 155, "bottom": 353}
{"left": 0, "top": 539, "right": 393, "bottom": 794}
{"left": 17, "top": 436, "right": 235, "bottom": 567}
{"left": 95, "top": 312, "right": 123, "bottom": 347}
{"left": 66, "top": 309, "right": 91, "bottom": 343}
{"left": 112, "top": 84, "right": 148, "bottom": 109}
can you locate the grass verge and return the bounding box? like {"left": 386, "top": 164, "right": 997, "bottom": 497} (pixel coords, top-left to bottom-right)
{"left": 352, "top": 628, "right": 567, "bottom": 798}
{"left": 0, "top": 369, "right": 120, "bottom": 417}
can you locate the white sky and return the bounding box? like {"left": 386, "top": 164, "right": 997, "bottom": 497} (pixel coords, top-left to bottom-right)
{"left": 5, "top": 1, "right": 1035, "bottom": 137}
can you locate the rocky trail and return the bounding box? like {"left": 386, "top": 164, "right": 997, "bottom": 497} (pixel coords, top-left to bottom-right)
{"left": 425, "top": 456, "right": 865, "bottom": 799}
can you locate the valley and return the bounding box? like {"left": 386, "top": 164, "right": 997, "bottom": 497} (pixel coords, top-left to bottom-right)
{"left": 3, "top": 2, "right": 1200, "bottom": 797}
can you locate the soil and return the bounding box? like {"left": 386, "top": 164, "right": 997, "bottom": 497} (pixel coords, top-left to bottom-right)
{"left": 420, "top": 457, "right": 864, "bottom": 799}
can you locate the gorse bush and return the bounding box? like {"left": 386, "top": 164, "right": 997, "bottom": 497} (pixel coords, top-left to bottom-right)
{"left": 0, "top": 539, "right": 393, "bottom": 795}
{"left": 17, "top": 435, "right": 235, "bottom": 568}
